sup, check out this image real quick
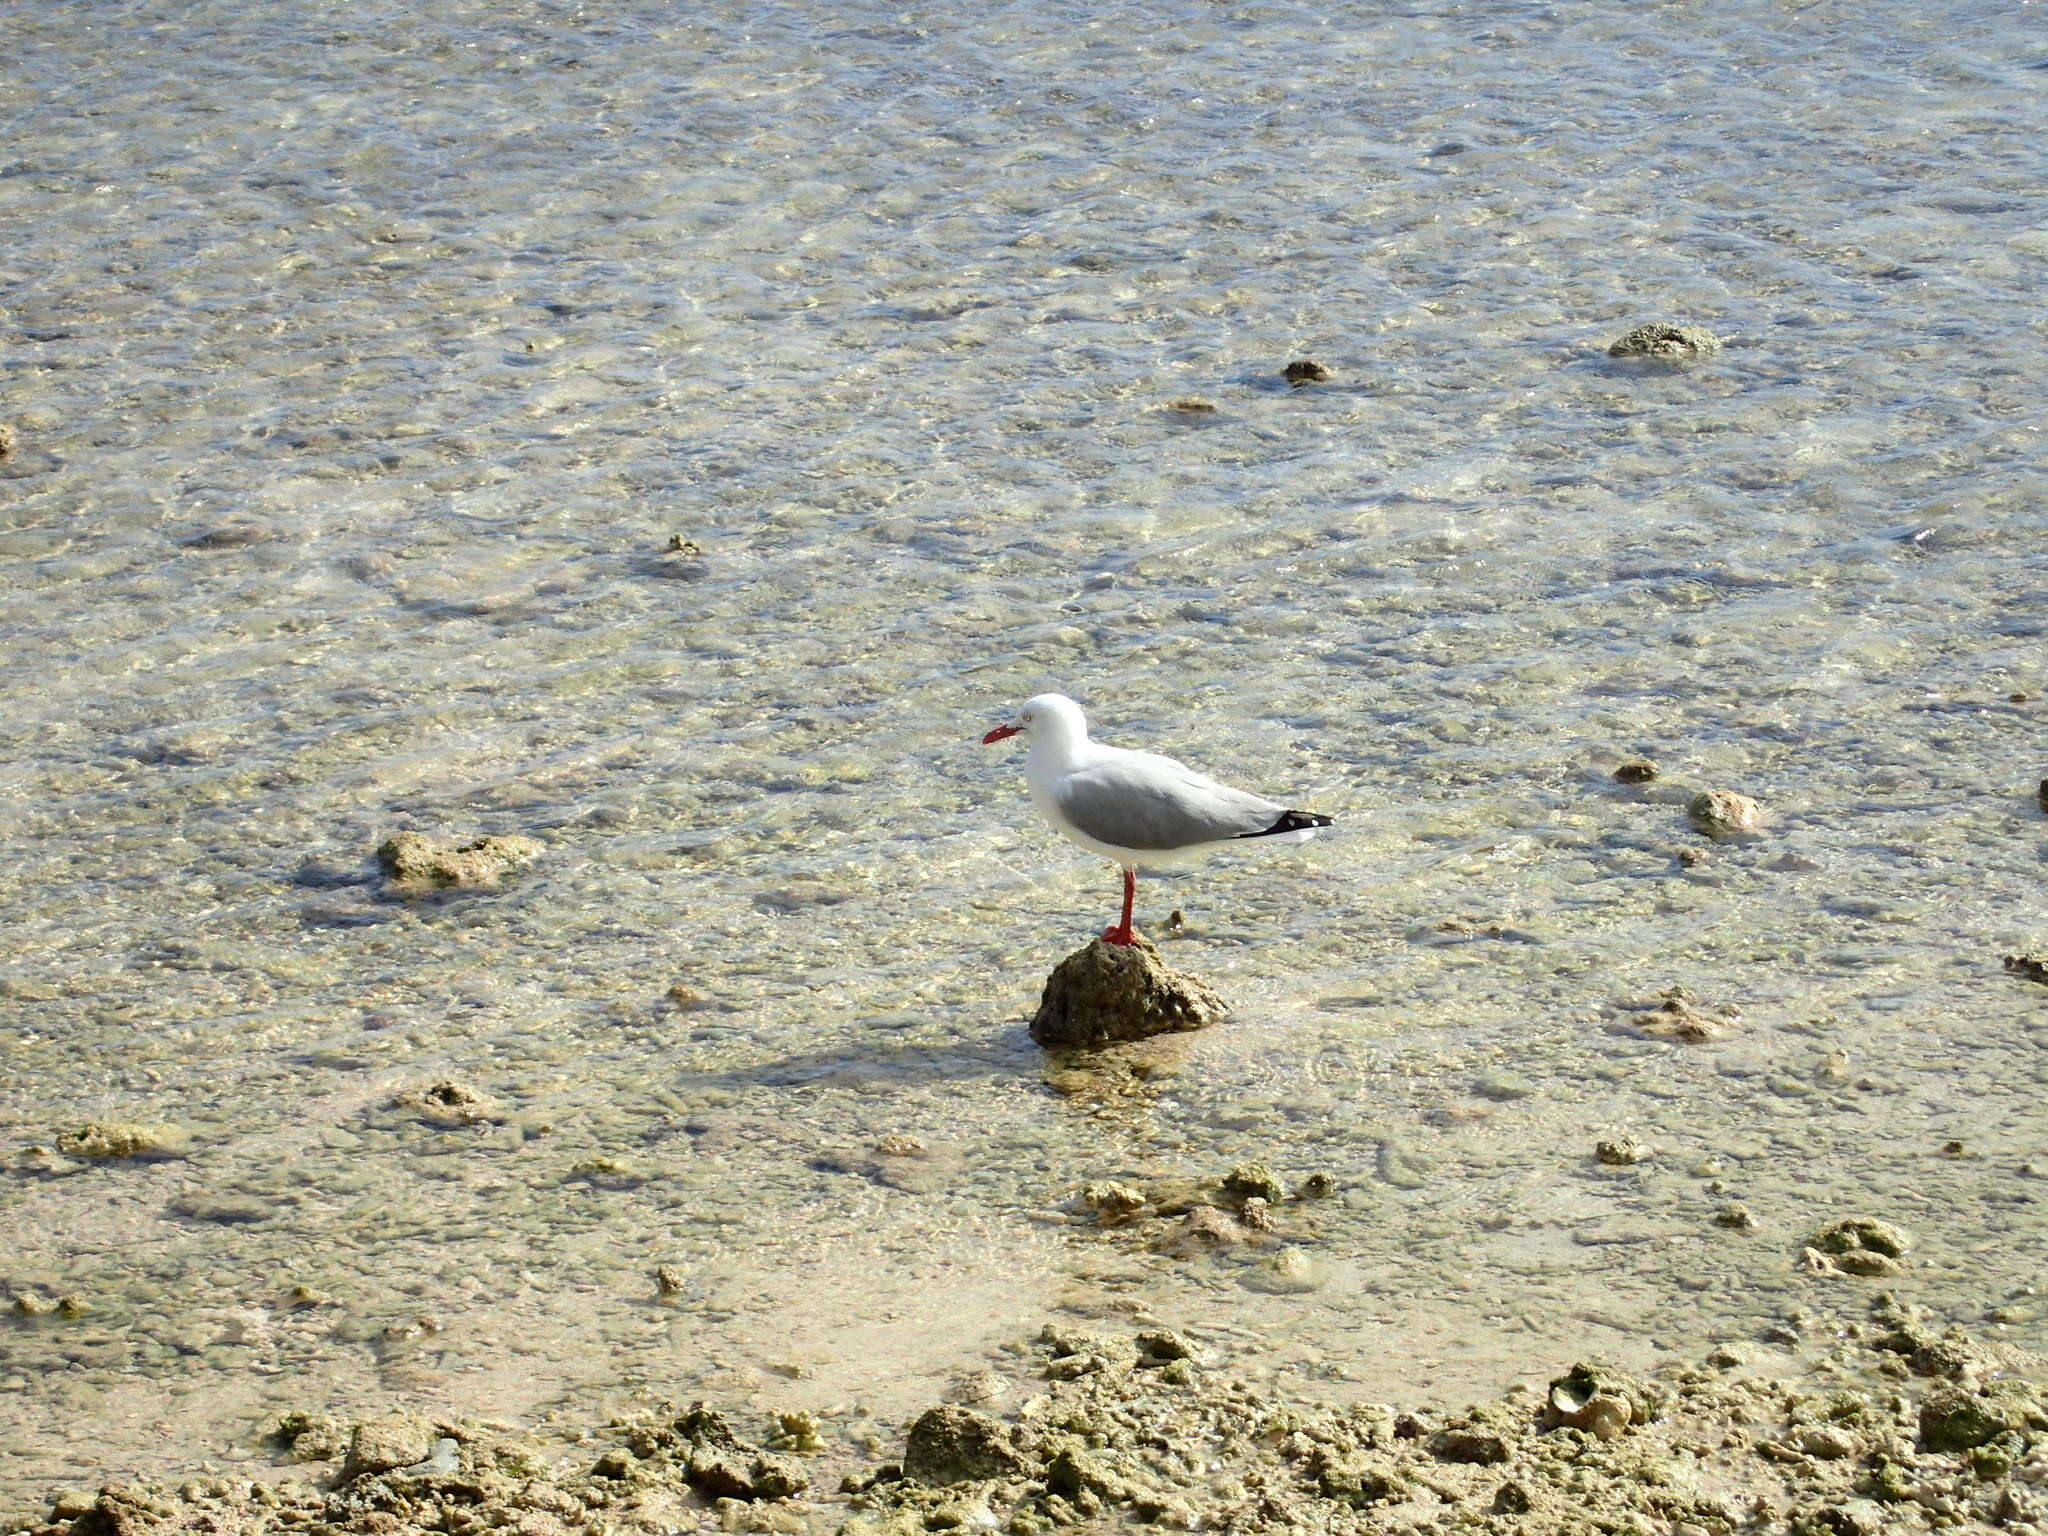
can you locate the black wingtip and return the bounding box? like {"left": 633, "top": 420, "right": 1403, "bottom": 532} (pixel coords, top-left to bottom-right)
{"left": 1236, "top": 809, "right": 1335, "bottom": 839}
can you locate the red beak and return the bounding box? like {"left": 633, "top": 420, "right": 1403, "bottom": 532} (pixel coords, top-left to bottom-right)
{"left": 982, "top": 724, "right": 1021, "bottom": 744}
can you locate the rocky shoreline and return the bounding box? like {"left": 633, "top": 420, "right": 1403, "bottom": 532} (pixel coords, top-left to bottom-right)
{"left": 14, "top": 1294, "right": 2045, "bottom": 1536}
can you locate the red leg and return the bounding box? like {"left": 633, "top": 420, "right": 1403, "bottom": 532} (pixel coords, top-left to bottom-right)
{"left": 1101, "top": 866, "right": 1137, "bottom": 946}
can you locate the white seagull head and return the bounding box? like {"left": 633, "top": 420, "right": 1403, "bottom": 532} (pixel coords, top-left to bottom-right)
{"left": 981, "top": 692, "right": 1088, "bottom": 747}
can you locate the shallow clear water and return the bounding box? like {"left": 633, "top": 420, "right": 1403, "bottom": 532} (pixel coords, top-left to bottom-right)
{"left": 3, "top": 0, "right": 2047, "bottom": 1510}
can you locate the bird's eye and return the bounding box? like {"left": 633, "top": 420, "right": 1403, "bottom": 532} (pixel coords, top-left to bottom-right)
{"left": 1022, "top": 713, "right": 1034, "bottom": 723}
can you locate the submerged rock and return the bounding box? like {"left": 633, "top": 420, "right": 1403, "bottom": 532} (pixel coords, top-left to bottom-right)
{"left": 393, "top": 1079, "right": 503, "bottom": 1127}
{"left": 1282, "top": 359, "right": 1332, "bottom": 386}
{"left": 1613, "top": 760, "right": 1659, "bottom": 785}
{"left": 1607, "top": 322, "right": 1723, "bottom": 360}
{"left": 1244, "top": 1245, "right": 1328, "bottom": 1295}
{"left": 1222, "top": 1161, "right": 1286, "bottom": 1205}
{"left": 54, "top": 1121, "right": 191, "bottom": 1160}
{"left": 1079, "top": 1181, "right": 1146, "bottom": 1224}
{"left": 2004, "top": 954, "right": 2048, "bottom": 986}
{"left": 1626, "top": 985, "right": 1742, "bottom": 1044}
{"left": 1808, "top": 1216, "right": 1912, "bottom": 1277}
{"left": 376, "top": 830, "right": 543, "bottom": 897}
{"left": 1815, "top": 1216, "right": 1911, "bottom": 1258}
{"left": 1029, "top": 934, "right": 1225, "bottom": 1048}
{"left": 1687, "top": 788, "right": 1765, "bottom": 839}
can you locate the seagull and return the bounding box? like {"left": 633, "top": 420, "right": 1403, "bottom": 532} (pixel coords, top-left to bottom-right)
{"left": 982, "top": 693, "right": 1332, "bottom": 946}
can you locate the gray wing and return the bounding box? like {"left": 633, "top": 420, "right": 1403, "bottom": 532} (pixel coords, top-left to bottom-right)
{"left": 1055, "top": 753, "right": 1283, "bottom": 851}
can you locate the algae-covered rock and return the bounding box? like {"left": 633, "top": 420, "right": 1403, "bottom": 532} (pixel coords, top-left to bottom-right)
{"left": 901, "top": 1405, "right": 1025, "bottom": 1485}
{"left": 1918, "top": 1381, "right": 2048, "bottom": 1451}
{"left": 1608, "top": 322, "right": 1723, "bottom": 360}
{"left": 376, "top": 830, "right": 543, "bottom": 897}
{"left": 1222, "top": 1161, "right": 1286, "bottom": 1205}
{"left": 1687, "top": 788, "right": 1765, "bottom": 839}
{"left": 1312, "top": 1454, "right": 1406, "bottom": 1508}
{"left": 1029, "top": 934, "right": 1225, "bottom": 1048}
{"left": 1613, "top": 760, "right": 1659, "bottom": 785}
{"left": 55, "top": 1121, "right": 191, "bottom": 1160}
{"left": 1815, "top": 1217, "right": 1911, "bottom": 1259}
{"left": 1282, "top": 359, "right": 1332, "bottom": 386}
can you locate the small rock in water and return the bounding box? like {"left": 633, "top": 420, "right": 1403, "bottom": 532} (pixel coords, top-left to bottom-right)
{"left": 1163, "top": 1205, "right": 1260, "bottom": 1254}
{"left": 1282, "top": 359, "right": 1332, "bottom": 386}
{"left": 1080, "top": 1181, "right": 1146, "bottom": 1224}
{"left": 393, "top": 1079, "right": 503, "bottom": 1127}
{"left": 1030, "top": 933, "right": 1226, "bottom": 1048}
{"left": 1715, "top": 1203, "right": 1757, "bottom": 1232}
{"left": 1815, "top": 1216, "right": 1911, "bottom": 1258}
{"left": 1297, "top": 1171, "right": 1338, "bottom": 1200}
{"left": 1165, "top": 397, "right": 1217, "bottom": 415}
{"left": 1474, "top": 1071, "right": 1537, "bottom": 1102}
{"left": 876, "top": 1133, "right": 928, "bottom": 1156}
{"left": 666, "top": 534, "right": 702, "bottom": 556}
{"left": 2037, "top": 777, "right": 2047, "bottom": 814}
{"left": 1687, "top": 789, "right": 1764, "bottom": 839}
{"left": 1244, "top": 1246, "right": 1327, "bottom": 1294}
{"left": 0, "top": 422, "right": 15, "bottom": 459}
{"left": 1801, "top": 1217, "right": 1911, "bottom": 1278}
{"left": 1223, "top": 1161, "right": 1286, "bottom": 1204}
{"left": 54, "top": 1121, "right": 191, "bottom": 1160}
{"left": 1596, "top": 1137, "right": 1647, "bottom": 1167}
{"left": 1613, "top": 760, "right": 1658, "bottom": 785}
{"left": 2003, "top": 954, "right": 2048, "bottom": 986}
{"left": 945, "top": 1370, "right": 1008, "bottom": 1406}
{"left": 376, "top": 830, "right": 544, "bottom": 897}
{"left": 1607, "top": 322, "right": 1723, "bottom": 360}
{"left": 1626, "top": 985, "right": 1741, "bottom": 1044}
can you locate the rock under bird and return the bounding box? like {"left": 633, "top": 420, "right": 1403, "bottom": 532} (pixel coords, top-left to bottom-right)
{"left": 981, "top": 693, "right": 1332, "bottom": 945}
